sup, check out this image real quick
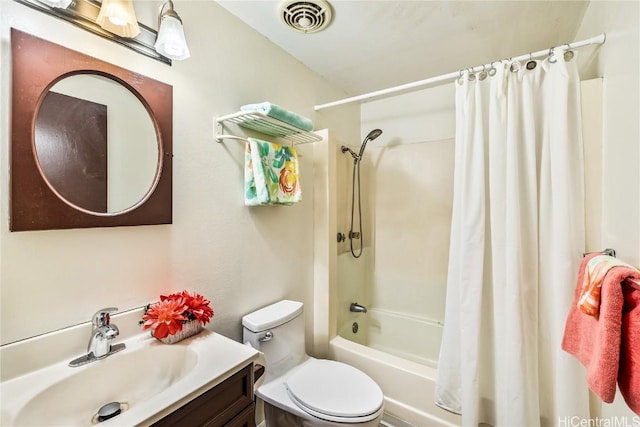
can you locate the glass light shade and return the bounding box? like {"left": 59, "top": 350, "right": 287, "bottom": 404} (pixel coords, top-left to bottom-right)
{"left": 96, "top": 0, "right": 140, "bottom": 38}
{"left": 154, "top": 15, "right": 190, "bottom": 60}
{"left": 39, "top": 0, "right": 73, "bottom": 8}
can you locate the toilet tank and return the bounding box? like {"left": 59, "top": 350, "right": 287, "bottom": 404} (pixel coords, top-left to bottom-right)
{"left": 242, "top": 300, "right": 306, "bottom": 379}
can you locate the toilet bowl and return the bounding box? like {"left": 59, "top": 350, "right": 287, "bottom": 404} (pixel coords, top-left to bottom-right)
{"left": 242, "top": 300, "right": 384, "bottom": 427}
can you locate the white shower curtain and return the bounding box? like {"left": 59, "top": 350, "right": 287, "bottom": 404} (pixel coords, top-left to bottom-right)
{"left": 435, "top": 51, "right": 591, "bottom": 426}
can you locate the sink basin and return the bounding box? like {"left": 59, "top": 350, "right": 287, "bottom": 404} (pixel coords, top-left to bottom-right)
{"left": 0, "top": 330, "right": 260, "bottom": 426}
{"left": 16, "top": 344, "right": 196, "bottom": 425}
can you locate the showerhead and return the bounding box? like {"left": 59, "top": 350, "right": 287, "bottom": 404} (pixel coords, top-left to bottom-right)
{"left": 341, "top": 129, "right": 383, "bottom": 162}
{"left": 365, "top": 129, "right": 383, "bottom": 141}
{"left": 358, "top": 128, "right": 383, "bottom": 159}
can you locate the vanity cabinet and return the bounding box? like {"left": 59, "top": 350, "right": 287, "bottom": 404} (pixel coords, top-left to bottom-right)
{"left": 152, "top": 364, "right": 255, "bottom": 427}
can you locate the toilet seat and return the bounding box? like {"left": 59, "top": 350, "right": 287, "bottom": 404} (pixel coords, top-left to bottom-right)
{"left": 285, "top": 359, "right": 384, "bottom": 423}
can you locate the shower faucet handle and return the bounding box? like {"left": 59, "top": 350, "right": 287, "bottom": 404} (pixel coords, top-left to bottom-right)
{"left": 349, "top": 231, "right": 361, "bottom": 240}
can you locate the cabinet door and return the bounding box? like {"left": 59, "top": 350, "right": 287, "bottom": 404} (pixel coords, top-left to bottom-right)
{"left": 152, "top": 364, "right": 254, "bottom": 427}
{"left": 222, "top": 403, "right": 255, "bottom": 427}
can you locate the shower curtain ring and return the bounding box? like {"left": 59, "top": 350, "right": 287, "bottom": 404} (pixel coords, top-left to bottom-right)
{"left": 563, "top": 44, "right": 575, "bottom": 61}
{"left": 478, "top": 64, "right": 488, "bottom": 80}
{"left": 467, "top": 67, "right": 476, "bottom": 81}
{"left": 509, "top": 57, "right": 521, "bottom": 73}
{"left": 457, "top": 69, "right": 464, "bottom": 85}
{"left": 526, "top": 52, "right": 537, "bottom": 70}
{"left": 488, "top": 61, "right": 498, "bottom": 76}
{"left": 549, "top": 47, "right": 557, "bottom": 63}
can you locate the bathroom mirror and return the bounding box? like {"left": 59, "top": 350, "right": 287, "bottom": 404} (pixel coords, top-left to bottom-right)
{"left": 11, "top": 29, "right": 173, "bottom": 231}
{"left": 35, "top": 74, "right": 159, "bottom": 214}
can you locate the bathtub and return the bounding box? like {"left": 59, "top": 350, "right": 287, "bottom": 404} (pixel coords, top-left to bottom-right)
{"left": 330, "top": 309, "right": 461, "bottom": 426}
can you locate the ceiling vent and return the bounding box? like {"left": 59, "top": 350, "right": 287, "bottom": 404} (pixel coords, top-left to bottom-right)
{"left": 279, "top": 0, "right": 333, "bottom": 34}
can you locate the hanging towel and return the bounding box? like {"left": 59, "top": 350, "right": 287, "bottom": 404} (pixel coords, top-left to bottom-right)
{"left": 619, "top": 283, "right": 640, "bottom": 415}
{"left": 561, "top": 253, "right": 640, "bottom": 408}
{"left": 240, "top": 102, "right": 314, "bottom": 132}
{"left": 244, "top": 138, "right": 302, "bottom": 206}
{"left": 578, "top": 255, "right": 637, "bottom": 316}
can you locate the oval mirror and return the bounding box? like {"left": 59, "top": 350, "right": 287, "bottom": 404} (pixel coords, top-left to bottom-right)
{"left": 34, "top": 74, "right": 159, "bottom": 215}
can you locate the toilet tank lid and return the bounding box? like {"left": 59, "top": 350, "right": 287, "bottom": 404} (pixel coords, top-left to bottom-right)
{"left": 242, "top": 300, "right": 304, "bottom": 332}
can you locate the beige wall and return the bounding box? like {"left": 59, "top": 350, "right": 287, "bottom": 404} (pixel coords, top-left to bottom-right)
{"left": 0, "top": 1, "right": 359, "bottom": 346}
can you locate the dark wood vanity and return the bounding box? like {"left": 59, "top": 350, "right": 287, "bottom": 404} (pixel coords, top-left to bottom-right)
{"left": 152, "top": 363, "right": 255, "bottom": 427}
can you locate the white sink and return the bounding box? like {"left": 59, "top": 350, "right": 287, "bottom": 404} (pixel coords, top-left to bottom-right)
{"left": 0, "top": 330, "right": 260, "bottom": 426}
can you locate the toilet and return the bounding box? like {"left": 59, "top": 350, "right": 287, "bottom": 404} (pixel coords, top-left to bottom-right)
{"left": 243, "top": 300, "right": 384, "bottom": 427}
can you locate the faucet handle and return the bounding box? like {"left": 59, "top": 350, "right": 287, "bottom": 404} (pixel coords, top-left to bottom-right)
{"left": 92, "top": 307, "right": 118, "bottom": 327}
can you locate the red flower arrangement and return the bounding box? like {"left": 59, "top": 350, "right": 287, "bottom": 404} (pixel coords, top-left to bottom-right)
{"left": 141, "top": 291, "right": 214, "bottom": 340}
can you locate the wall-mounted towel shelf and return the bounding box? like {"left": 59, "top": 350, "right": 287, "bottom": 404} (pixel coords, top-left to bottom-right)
{"left": 215, "top": 111, "right": 322, "bottom": 145}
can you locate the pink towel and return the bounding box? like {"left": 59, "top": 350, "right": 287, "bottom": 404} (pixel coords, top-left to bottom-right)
{"left": 562, "top": 253, "right": 640, "bottom": 411}
{"left": 619, "top": 283, "right": 640, "bottom": 414}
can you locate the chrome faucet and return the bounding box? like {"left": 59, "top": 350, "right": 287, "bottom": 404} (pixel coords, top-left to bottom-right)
{"left": 89, "top": 307, "right": 120, "bottom": 358}
{"left": 350, "top": 302, "right": 368, "bottom": 314}
{"left": 69, "top": 307, "right": 125, "bottom": 367}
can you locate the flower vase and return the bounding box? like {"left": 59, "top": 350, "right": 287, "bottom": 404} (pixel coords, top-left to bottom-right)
{"left": 157, "top": 320, "right": 203, "bottom": 344}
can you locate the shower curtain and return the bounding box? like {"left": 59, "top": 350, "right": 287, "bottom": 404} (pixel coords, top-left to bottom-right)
{"left": 435, "top": 51, "right": 591, "bottom": 425}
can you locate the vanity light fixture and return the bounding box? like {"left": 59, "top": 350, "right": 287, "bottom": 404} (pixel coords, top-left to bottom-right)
{"left": 38, "top": 0, "right": 73, "bottom": 8}
{"left": 15, "top": 0, "right": 171, "bottom": 64}
{"left": 154, "top": 0, "right": 190, "bottom": 60}
{"left": 96, "top": 0, "right": 140, "bottom": 38}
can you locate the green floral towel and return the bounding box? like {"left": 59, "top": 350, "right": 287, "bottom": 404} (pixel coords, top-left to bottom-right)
{"left": 244, "top": 138, "right": 302, "bottom": 206}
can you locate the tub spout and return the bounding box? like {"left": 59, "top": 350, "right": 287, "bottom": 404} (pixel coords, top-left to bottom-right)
{"left": 350, "top": 302, "right": 368, "bottom": 314}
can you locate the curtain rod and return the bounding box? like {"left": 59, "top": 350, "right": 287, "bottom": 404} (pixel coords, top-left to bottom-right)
{"left": 314, "top": 33, "right": 606, "bottom": 111}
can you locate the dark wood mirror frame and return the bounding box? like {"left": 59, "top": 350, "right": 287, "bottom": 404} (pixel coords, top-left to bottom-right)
{"left": 11, "top": 29, "right": 173, "bottom": 231}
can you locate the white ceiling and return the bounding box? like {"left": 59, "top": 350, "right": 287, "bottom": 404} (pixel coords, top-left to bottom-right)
{"left": 216, "top": 0, "right": 590, "bottom": 98}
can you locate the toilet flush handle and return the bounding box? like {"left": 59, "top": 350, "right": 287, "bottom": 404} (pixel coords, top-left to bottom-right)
{"left": 259, "top": 331, "right": 273, "bottom": 342}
